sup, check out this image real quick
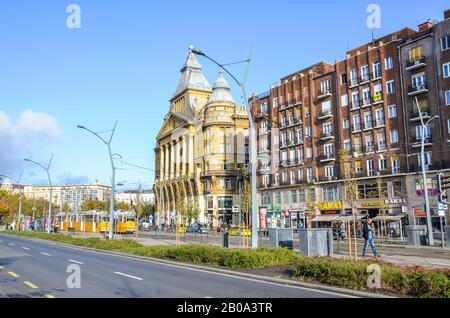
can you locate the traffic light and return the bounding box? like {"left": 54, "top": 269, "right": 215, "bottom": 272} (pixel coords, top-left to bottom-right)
{"left": 437, "top": 173, "right": 450, "bottom": 203}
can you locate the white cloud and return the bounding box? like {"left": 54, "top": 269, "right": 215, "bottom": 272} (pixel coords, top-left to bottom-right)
{"left": 0, "top": 109, "right": 62, "bottom": 173}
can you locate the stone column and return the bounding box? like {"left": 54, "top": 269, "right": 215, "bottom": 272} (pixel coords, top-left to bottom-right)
{"left": 159, "top": 145, "right": 164, "bottom": 183}
{"left": 189, "top": 134, "right": 194, "bottom": 177}
{"left": 182, "top": 135, "right": 187, "bottom": 176}
{"left": 165, "top": 146, "right": 168, "bottom": 180}
{"left": 175, "top": 140, "right": 180, "bottom": 178}
{"left": 170, "top": 141, "right": 175, "bottom": 179}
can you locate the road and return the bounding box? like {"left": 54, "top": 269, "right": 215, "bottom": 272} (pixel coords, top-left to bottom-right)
{"left": 0, "top": 233, "right": 351, "bottom": 298}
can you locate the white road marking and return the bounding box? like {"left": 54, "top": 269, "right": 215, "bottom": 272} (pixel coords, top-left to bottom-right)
{"left": 431, "top": 262, "right": 450, "bottom": 267}
{"left": 8, "top": 243, "right": 15, "bottom": 246}
{"left": 113, "top": 271, "right": 143, "bottom": 281}
{"left": 40, "top": 252, "right": 52, "bottom": 256}
{"left": 0, "top": 240, "right": 3, "bottom": 242}
{"left": 68, "top": 259, "right": 83, "bottom": 265}
{"left": 22, "top": 247, "right": 30, "bottom": 251}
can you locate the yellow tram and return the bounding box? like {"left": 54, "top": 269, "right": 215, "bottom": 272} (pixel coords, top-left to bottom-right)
{"left": 56, "top": 210, "right": 136, "bottom": 234}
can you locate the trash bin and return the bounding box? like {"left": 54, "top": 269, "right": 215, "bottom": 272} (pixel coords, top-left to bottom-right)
{"left": 268, "top": 228, "right": 294, "bottom": 250}
{"left": 405, "top": 225, "right": 427, "bottom": 246}
{"left": 298, "top": 228, "right": 333, "bottom": 257}
{"left": 223, "top": 232, "right": 229, "bottom": 248}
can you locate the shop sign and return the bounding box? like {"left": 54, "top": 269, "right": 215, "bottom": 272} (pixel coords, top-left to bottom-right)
{"left": 361, "top": 201, "right": 383, "bottom": 207}
{"left": 385, "top": 198, "right": 406, "bottom": 205}
{"left": 260, "top": 208, "right": 267, "bottom": 229}
{"left": 317, "top": 201, "right": 342, "bottom": 210}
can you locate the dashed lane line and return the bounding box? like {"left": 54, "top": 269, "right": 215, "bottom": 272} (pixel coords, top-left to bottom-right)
{"left": 40, "top": 252, "right": 52, "bottom": 256}
{"left": 8, "top": 271, "right": 20, "bottom": 278}
{"left": 68, "top": 259, "right": 83, "bottom": 265}
{"left": 24, "top": 281, "right": 39, "bottom": 289}
{"left": 22, "top": 247, "right": 30, "bottom": 251}
{"left": 8, "top": 243, "right": 15, "bottom": 246}
{"left": 46, "top": 294, "right": 56, "bottom": 298}
{"left": 113, "top": 271, "right": 143, "bottom": 281}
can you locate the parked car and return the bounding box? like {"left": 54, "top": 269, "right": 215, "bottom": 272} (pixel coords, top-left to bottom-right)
{"left": 187, "top": 223, "right": 209, "bottom": 234}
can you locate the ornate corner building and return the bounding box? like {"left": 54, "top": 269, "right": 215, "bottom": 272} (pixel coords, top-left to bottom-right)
{"left": 154, "top": 49, "right": 249, "bottom": 227}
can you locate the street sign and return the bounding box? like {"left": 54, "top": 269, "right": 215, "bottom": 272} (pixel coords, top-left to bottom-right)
{"left": 232, "top": 205, "right": 241, "bottom": 213}
{"left": 437, "top": 202, "right": 446, "bottom": 217}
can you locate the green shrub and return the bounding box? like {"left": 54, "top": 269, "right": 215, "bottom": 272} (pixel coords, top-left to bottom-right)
{"left": 292, "top": 257, "right": 450, "bottom": 298}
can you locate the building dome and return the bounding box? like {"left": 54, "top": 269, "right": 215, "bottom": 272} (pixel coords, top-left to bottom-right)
{"left": 208, "top": 71, "right": 236, "bottom": 104}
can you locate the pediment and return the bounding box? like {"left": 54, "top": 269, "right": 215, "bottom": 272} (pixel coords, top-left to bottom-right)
{"left": 156, "top": 112, "right": 193, "bottom": 140}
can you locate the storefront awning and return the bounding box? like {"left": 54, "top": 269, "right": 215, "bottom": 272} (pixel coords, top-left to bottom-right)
{"left": 372, "top": 215, "right": 407, "bottom": 222}
{"left": 312, "top": 215, "right": 366, "bottom": 222}
{"left": 339, "top": 215, "right": 366, "bottom": 222}
{"left": 312, "top": 215, "right": 342, "bottom": 222}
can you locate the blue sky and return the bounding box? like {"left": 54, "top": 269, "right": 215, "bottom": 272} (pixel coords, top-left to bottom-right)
{"left": 0, "top": 0, "right": 448, "bottom": 189}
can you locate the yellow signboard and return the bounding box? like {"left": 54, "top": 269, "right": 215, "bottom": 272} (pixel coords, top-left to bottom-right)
{"left": 317, "top": 202, "right": 343, "bottom": 210}
{"left": 361, "top": 201, "right": 383, "bottom": 207}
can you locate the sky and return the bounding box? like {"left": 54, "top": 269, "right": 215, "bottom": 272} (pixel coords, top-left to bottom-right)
{"left": 0, "top": 0, "right": 448, "bottom": 190}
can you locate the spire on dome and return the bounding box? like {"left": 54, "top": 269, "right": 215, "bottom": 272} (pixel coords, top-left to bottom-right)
{"left": 208, "top": 71, "right": 236, "bottom": 104}
{"left": 172, "top": 47, "right": 211, "bottom": 98}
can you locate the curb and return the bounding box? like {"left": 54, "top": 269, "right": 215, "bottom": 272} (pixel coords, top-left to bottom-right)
{"left": 0, "top": 233, "right": 393, "bottom": 298}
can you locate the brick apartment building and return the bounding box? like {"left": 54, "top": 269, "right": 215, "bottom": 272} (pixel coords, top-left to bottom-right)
{"left": 251, "top": 9, "right": 450, "bottom": 234}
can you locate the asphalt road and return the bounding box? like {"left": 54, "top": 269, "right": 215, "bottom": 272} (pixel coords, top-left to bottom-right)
{"left": 0, "top": 233, "right": 351, "bottom": 298}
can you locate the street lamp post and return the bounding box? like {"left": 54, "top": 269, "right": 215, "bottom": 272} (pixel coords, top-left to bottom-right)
{"left": 24, "top": 155, "right": 54, "bottom": 233}
{"left": 415, "top": 97, "right": 439, "bottom": 246}
{"left": 77, "top": 122, "right": 117, "bottom": 240}
{"left": 190, "top": 46, "right": 258, "bottom": 248}
{"left": 0, "top": 172, "right": 23, "bottom": 230}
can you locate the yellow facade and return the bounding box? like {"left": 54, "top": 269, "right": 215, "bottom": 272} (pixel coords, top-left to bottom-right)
{"left": 154, "top": 48, "right": 249, "bottom": 228}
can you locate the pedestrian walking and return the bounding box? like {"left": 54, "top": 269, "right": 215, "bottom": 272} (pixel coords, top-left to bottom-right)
{"left": 362, "top": 217, "right": 379, "bottom": 258}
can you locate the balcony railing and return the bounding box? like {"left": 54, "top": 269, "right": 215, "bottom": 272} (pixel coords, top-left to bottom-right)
{"left": 256, "top": 112, "right": 267, "bottom": 119}
{"left": 317, "top": 152, "right": 336, "bottom": 162}
{"left": 350, "top": 78, "right": 359, "bottom": 87}
{"left": 317, "top": 89, "right": 332, "bottom": 99}
{"left": 363, "top": 122, "right": 374, "bottom": 130}
{"left": 408, "top": 83, "right": 428, "bottom": 96}
{"left": 375, "top": 120, "right": 385, "bottom": 127}
{"left": 352, "top": 124, "right": 362, "bottom": 133}
{"left": 377, "top": 143, "right": 387, "bottom": 151}
{"left": 411, "top": 137, "right": 433, "bottom": 148}
{"left": 360, "top": 75, "right": 370, "bottom": 83}
{"left": 362, "top": 98, "right": 372, "bottom": 107}
{"left": 319, "top": 132, "right": 335, "bottom": 140}
{"left": 350, "top": 100, "right": 361, "bottom": 110}
{"left": 406, "top": 57, "right": 426, "bottom": 71}
{"left": 319, "top": 175, "right": 338, "bottom": 182}
{"left": 317, "top": 110, "right": 333, "bottom": 120}
{"left": 409, "top": 111, "right": 431, "bottom": 122}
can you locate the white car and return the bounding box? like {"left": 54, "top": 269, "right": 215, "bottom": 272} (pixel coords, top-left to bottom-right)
{"left": 141, "top": 222, "right": 151, "bottom": 230}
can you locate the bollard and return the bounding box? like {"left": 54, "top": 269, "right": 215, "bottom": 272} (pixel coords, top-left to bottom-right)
{"left": 223, "top": 232, "right": 229, "bottom": 248}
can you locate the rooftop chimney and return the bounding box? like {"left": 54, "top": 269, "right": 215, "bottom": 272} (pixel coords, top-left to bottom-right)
{"left": 445, "top": 9, "right": 450, "bottom": 19}
{"left": 418, "top": 19, "right": 433, "bottom": 32}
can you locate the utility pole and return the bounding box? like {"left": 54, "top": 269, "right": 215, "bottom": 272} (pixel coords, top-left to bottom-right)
{"left": 24, "top": 155, "right": 54, "bottom": 233}
{"left": 77, "top": 122, "right": 117, "bottom": 240}
{"left": 415, "top": 97, "right": 439, "bottom": 246}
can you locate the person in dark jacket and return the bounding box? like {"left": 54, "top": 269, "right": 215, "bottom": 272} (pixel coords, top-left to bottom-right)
{"left": 362, "top": 217, "right": 379, "bottom": 258}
